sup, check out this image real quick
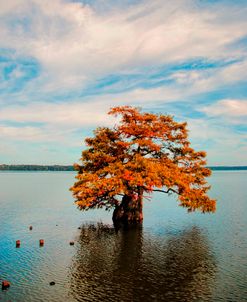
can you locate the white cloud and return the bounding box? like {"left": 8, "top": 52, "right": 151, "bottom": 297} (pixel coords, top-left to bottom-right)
{"left": 167, "top": 59, "right": 247, "bottom": 97}
{"left": 200, "top": 99, "right": 247, "bottom": 124}
{"left": 0, "top": 124, "right": 76, "bottom": 143}
{"left": 0, "top": 101, "right": 115, "bottom": 127}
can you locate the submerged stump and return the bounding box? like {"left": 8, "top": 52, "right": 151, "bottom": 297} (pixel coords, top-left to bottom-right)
{"left": 2, "top": 280, "right": 10, "bottom": 290}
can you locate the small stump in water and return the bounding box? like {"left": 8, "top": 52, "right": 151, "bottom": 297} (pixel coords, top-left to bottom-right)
{"left": 39, "top": 239, "right": 44, "bottom": 246}
{"left": 49, "top": 281, "right": 55, "bottom": 286}
{"left": 16, "top": 240, "right": 21, "bottom": 248}
{"left": 2, "top": 280, "right": 10, "bottom": 290}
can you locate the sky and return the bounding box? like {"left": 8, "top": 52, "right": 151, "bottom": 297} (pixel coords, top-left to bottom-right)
{"left": 0, "top": 0, "right": 246, "bottom": 165}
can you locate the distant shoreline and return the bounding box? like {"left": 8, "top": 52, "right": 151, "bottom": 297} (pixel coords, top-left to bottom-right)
{"left": 209, "top": 166, "right": 247, "bottom": 171}
{"left": 0, "top": 165, "right": 75, "bottom": 171}
{"left": 0, "top": 164, "right": 246, "bottom": 171}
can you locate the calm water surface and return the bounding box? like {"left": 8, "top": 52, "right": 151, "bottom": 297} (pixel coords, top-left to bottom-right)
{"left": 0, "top": 171, "right": 246, "bottom": 301}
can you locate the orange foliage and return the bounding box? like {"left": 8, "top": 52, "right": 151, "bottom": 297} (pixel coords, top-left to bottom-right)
{"left": 70, "top": 106, "right": 216, "bottom": 213}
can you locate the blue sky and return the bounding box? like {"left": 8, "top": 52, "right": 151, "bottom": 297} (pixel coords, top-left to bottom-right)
{"left": 0, "top": 0, "right": 246, "bottom": 165}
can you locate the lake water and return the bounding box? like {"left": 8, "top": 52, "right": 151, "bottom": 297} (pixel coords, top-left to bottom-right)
{"left": 0, "top": 171, "right": 246, "bottom": 301}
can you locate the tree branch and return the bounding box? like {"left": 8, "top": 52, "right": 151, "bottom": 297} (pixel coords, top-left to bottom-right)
{"left": 152, "top": 188, "right": 179, "bottom": 195}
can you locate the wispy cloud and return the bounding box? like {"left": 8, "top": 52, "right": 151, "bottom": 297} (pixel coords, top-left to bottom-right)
{"left": 0, "top": 101, "right": 115, "bottom": 127}
{"left": 201, "top": 99, "right": 247, "bottom": 119}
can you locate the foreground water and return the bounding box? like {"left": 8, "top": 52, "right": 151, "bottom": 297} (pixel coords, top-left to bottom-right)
{"left": 0, "top": 171, "right": 246, "bottom": 301}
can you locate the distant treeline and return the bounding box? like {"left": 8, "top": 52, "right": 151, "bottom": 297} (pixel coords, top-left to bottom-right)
{"left": 209, "top": 166, "right": 247, "bottom": 171}
{"left": 0, "top": 164, "right": 74, "bottom": 171}
{"left": 0, "top": 164, "right": 246, "bottom": 171}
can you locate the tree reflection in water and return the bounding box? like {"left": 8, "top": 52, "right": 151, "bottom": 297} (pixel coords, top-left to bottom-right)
{"left": 68, "top": 224, "right": 216, "bottom": 302}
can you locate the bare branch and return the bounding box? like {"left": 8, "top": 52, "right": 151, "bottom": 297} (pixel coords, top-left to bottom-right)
{"left": 152, "top": 188, "right": 179, "bottom": 195}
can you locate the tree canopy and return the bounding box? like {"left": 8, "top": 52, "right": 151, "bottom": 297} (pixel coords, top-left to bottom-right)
{"left": 71, "top": 106, "right": 216, "bottom": 225}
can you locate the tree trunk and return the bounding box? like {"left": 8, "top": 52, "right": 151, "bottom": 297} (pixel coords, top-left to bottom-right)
{"left": 113, "top": 191, "right": 143, "bottom": 228}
